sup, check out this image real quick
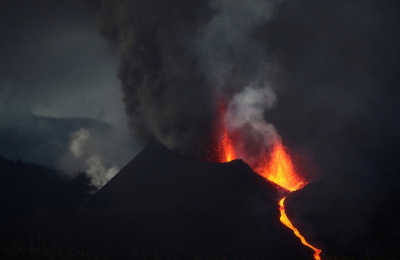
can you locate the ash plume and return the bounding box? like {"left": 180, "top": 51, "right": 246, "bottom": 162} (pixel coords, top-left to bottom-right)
{"left": 196, "top": 0, "right": 285, "bottom": 90}
{"left": 84, "top": 0, "right": 286, "bottom": 156}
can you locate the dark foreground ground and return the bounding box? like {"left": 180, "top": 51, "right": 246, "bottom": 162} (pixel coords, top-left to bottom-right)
{"left": 2, "top": 205, "right": 400, "bottom": 260}
{"left": 1, "top": 147, "right": 400, "bottom": 260}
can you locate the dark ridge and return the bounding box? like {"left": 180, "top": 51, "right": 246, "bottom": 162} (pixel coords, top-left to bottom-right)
{"left": 0, "top": 155, "right": 92, "bottom": 222}
{"left": 86, "top": 143, "right": 313, "bottom": 259}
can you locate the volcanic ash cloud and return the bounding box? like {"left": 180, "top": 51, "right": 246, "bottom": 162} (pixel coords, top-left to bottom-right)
{"left": 85, "top": 0, "right": 286, "bottom": 156}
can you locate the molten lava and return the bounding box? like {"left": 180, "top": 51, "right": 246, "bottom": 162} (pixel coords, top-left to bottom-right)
{"left": 214, "top": 97, "right": 236, "bottom": 163}
{"left": 255, "top": 141, "right": 306, "bottom": 192}
{"left": 216, "top": 99, "right": 305, "bottom": 191}
{"left": 214, "top": 97, "right": 322, "bottom": 260}
{"left": 280, "top": 197, "right": 322, "bottom": 260}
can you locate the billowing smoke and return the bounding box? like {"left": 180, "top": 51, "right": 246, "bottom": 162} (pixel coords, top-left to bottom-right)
{"left": 84, "top": 0, "right": 285, "bottom": 157}
{"left": 67, "top": 128, "right": 120, "bottom": 188}
{"left": 85, "top": 155, "right": 119, "bottom": 188}
{"left": 225, "top": 82, "right": 280, "bottom": 166}
{"left": 227, "top": 83, "right": 277, "bottom": 134}
{"left": 196, "top": 0, "right": 284, "bottom": 89}
{"left": 70, "top": 128, "right": 90, "bottom": 158}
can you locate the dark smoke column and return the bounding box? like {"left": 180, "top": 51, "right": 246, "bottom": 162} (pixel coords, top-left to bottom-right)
{"left": 84, "top": 0, "right": 216, "bottom": 156}
{"left": 84, "top": 0, "right": 285, "bottom": 159}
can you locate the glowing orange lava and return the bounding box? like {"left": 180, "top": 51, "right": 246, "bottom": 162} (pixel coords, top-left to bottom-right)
{"left": 215, "top": 97, "right": 322, "bottom": 260}
{"left": 279, "top": 197, "right": 322, "bottom": 260}
{"left": 221, "top": 129, "right": 235, "bottom": 162}
{"left": 255, "top": 141, "right": 306, "bottom": 192}
{"left": 215, "top": 97, "right": 236, "bottom": 162}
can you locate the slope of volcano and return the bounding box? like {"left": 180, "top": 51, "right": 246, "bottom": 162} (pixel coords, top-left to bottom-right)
{"left": 87, "top": 143, "right": 314, "bottom": 259}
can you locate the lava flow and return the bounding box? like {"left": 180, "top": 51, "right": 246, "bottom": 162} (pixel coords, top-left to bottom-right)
{"left": 280, "top": 197, "right": 322, "bottom": 260}
{"left": 214, "top": 98, "right": 322, "bottom": 260}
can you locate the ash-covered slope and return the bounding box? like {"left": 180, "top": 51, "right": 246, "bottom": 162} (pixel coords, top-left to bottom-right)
{"left": 87, "top": 143, "right": 313, "bottom": 259}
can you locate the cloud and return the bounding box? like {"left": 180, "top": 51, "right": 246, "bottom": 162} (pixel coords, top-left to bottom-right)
{"left": 0, "top": 0, "right": 139, "bottom": 179}
{"left": 62, "top": 126, "right": 137, "bottom": 187}
{"left": 70, "top": 128, "right": 90, "bottom": 158}
{"left": 86, "top": 155, "right": 119, "bottom": 188}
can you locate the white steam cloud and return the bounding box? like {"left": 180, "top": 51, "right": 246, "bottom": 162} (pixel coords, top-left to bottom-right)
{"left": 226, "top": 82, "right": 281, "bottom": 166}
{"left": 197, "top": 0, "right": 285, "bottom": 154}
{"left": 86, "top": 155, "right": 119, "bottom": 188}
{"left": 68, "top": 128, "right": 120, "bottom": 188}
{"left": 70, "top": 128, "right": 90, "bottom": 158}
{"left": 227, "top": 82, "right": 279, "bottom": 143}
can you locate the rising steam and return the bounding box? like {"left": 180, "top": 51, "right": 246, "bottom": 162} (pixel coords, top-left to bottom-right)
{"left": 69, "top": 128, "right": 119, "bottom": 188}
{"left": 225, "top": 82, "right": 281, "bottom": 165}
{"left": 70, "top": 128, "right": 90, "bottom": 158}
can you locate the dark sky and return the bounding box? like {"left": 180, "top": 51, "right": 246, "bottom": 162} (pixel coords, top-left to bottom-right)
{"left": 0, "top": 0, "right": 138, "bottom": 186}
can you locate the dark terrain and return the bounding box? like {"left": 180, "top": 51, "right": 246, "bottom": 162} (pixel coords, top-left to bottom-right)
{"left": 1, "top": 144, "right": 400, "bottom": 259}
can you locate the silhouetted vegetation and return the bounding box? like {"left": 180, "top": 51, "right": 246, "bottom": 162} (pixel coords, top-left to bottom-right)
{"left": 2, "top": 204, "right": 399, "bottom": 260}
{"left": 1, "top": 205, "right": 242, "bottom": 260}
{"left": 0, "top": 155, "right": 93, "bottom": 221}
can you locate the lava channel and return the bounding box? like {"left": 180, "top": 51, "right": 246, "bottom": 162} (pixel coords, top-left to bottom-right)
{"left": 214, "top": 98, "right": 322, "bottom": 260}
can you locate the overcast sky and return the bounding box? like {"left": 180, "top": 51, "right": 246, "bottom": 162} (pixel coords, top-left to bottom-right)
{"left": 0, "top": 0, "right": 138, "bottom": 185}
{"left": 1, "top": 0, "right": 125, "bottom": 123}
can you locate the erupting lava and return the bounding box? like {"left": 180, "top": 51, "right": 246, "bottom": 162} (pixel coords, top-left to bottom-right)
{"left": 255, "top": 142, "right": 306, "bottom": 192}
{"left": 215, "top": 97, "right": 322, "bottom": 260}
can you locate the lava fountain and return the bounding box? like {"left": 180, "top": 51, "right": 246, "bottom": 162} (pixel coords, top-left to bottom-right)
{"left": 214, "top": 97, "right": 322, "bottom": 260}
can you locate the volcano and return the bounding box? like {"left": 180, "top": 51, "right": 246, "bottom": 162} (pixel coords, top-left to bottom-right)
{"left": 87, "top": 143, "right": 315, "bottom": 259}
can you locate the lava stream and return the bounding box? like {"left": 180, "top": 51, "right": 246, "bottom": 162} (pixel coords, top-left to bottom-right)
{"left": 215, "top": 97, "right": 322, "bottom": 260}
{"left": 256, "top": 142, "right": 306, "bottom": 192}
{"left": 279, "top": 197, "right": 322, "bottom": 260}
